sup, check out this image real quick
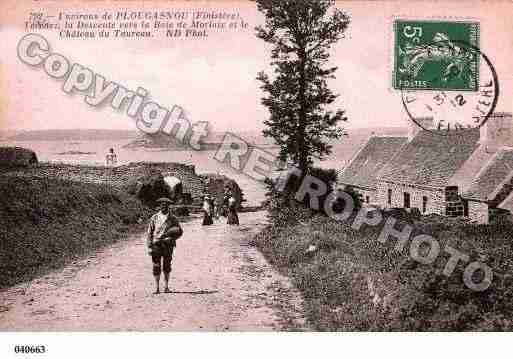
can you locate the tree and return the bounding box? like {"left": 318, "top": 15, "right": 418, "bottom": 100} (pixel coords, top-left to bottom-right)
{"left": 255, "top": 0, "right": 350, "bottom": 173}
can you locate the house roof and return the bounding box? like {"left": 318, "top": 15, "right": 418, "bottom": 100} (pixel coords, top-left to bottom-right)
{"left": 498, "top": 191, "right": 513, "bottom": 212}
{"left": 449, "top": 144, "right": 496, "bottom": 192}
{"left": 378, "top": 129, "right": 481, "bottom": 188}
{"left": 338, "top": 136, "right": 407, "bottom": 189}
{"left": 462, "top": 147, "right": 513, "bottom": 203}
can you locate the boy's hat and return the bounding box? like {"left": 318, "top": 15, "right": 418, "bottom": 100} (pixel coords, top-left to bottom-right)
{"left": 156, "top": 197, "right": 173, "bottom": 203}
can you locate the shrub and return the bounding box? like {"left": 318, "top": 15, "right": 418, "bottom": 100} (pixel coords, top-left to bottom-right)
{"left": 264, "top": 166, "right": 362, "bottom": 226}
{"left": 124, "top": 168, "right": 171, "bottom": 205}
{"left": 172, "top": 205, "right": 190, "bottom": 217}
{"left": 0, "top": 176, "right": 152, "bottom": 288}
{"left": 252, "top": 205, "right": 513, "bottom": 331}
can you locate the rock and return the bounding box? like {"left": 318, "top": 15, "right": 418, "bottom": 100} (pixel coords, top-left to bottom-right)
{"left": 0, "top": 147, "right": 38, "bottom": 167}
{"left": 124, "top": 168, "right": 171, "bottom": 205}
{"left": 305, "top": 244, "right": 317, "bottom": 254}
{"left": 163, "top": 176, "right": 183, "bottom": 201}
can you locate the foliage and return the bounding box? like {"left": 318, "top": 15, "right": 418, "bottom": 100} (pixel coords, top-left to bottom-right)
{"left": 201, "top": 174, "right": 245, "bottom": 210}
{"left": 264, "top": 166, "right": 361, "bottom": 223}
{"left": 255, "top": 0, "right": 350, "bottom": 171}
{"left": 253, "top": 203, "right": 513, "bottom": 330}
{"left": 124, "top": 168, "right": 172, "bottom": 205}
{"left": 0, "top": 176, "right": 152, "bottom": 288}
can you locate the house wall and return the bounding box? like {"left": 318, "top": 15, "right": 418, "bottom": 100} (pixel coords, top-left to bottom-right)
{"left": 351, "top": 187, "right": 377, "bottom": 205}
{"left": 376, "top": 181, "right": 445, "bottom": 214}
{"left": 468, "top": 200, "right": 489, "bottom": 224}
{"left": 337, "top": 183, "right": 377, "bottom": 205}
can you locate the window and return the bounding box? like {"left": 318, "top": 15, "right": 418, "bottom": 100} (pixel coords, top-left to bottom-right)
{"left": 387, "top": 189, "right": 392, "bottom": 205}
{"left": 366, "top": 195, "right": 370, "bottom": 204}
{"left": 404, "top": 192, "right": 411, "bottom": 209}
{"left": 445, "top": 186, "right": 459, "bottom": 202}
{"left": 422, "top": 196, "right": 428, "bottom": 213}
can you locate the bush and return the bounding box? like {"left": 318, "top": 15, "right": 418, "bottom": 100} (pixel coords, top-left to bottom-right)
{"left": 252, "top": 203, "right": 513, "bottom": 331}
{"left": 124, "top": 168, "right": 171, "bottom": 205}
{"left": 172, "top": 205, "right": 190, "bottom": 217}
{"left": 0, "top": 176, "right": 152, "bottom": 288}
{"left": 264, "top": 166, "right": 362, "bottom": 225}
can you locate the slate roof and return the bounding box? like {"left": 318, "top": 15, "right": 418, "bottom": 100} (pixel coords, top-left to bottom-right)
{"left": 378, "top": 129, "right": 481, "bottom": 188}
{"left": 462, "top": 148, "right": 513, "bottom": 203}
{"left": 449, "top": 145, "right": 496, "bottom": 192}
{"left": 338, "top": 136, "right": 408, "bottom": 189}
{"left": 498, "top": 191, "right": 513, "bottom": 212}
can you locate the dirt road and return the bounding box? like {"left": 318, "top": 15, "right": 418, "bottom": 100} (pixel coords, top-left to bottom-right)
{"left": 0, "top": 211, "right": 307, "bottom": 331}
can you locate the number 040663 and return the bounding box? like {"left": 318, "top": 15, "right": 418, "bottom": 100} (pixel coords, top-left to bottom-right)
{"left": 14, "top": 345, "right": 46, "bottom": 354}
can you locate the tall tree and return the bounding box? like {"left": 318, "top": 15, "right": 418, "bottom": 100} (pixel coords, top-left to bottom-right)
{"left": 255, "top": 0, "right": 350, "bottom": 173}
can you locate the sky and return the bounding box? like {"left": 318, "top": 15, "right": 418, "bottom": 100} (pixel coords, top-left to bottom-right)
{"left": 0, "top": 0, "right": 512, "bottom": 133}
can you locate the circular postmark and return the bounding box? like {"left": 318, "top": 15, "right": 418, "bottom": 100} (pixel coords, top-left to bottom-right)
{"left": 399, "top": 39, "right": 499, "bottom": 135}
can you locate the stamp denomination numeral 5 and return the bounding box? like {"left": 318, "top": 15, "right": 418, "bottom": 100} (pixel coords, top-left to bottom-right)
{"left": 403, "top": 26, "right": 423, "bottom": 42}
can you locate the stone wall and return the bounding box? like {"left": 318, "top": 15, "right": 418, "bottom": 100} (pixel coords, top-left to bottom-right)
{"left": 126, "top": 162, "right": 204, "bottom": 202}
{"left": 468, "top": 200, "right": 489, "bottom": 224}
{"left": 3, "top": 162, "right": 205, "bottom": 203}
{"left": 376, "top": 181, "right": 445, "bottom": 215}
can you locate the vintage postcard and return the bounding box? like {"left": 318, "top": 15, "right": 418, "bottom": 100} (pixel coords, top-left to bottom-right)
{"left": 0, "top": 0, "right": 513, "bottom": 356}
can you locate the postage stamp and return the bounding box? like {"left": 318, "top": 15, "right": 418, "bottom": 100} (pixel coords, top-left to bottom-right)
{"left": 393, "top": 19, "right": 480, "bottom": 91}
{"left": 399, "top": 35, "right": 499, "bottom": 135}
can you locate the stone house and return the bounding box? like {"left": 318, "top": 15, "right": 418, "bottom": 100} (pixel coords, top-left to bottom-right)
{"left": 338, "top": 113, "right": 513, "bottom": 224}
{"left": 337, "top": 136, "right": 408, "bottom": 205}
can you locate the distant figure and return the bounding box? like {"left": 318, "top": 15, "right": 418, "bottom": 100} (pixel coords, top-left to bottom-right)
{"left": 105, "top": 148, "right": 117, "bottom": 166}
{"left": 202, "top": 195, "right": 214, "bottom": 226}
{"left": 212, "top": 198, "right": 220, "bottom": 221}
{"left": 226, "top": 191, "right": 239, "bottom": 226}
{"left": 147, "top": 198, "right": 183, "bottom": 294}
{"left": 221, "top": 188, "right": 230, "bottom": 217}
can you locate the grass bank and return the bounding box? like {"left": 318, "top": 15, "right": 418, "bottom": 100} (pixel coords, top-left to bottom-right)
{"left": 0, "top": 175, "right": 152, "bottom": 288}
{"left": 252, "top": 204, "right": 513, "bottom": 331}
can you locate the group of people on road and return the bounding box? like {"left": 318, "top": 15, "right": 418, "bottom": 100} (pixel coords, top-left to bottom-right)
{"left": 145, "top": 188, "right": 240, "bottom": 294}
{"left": 201, "top": 188, "right": 239, "bottom": 226}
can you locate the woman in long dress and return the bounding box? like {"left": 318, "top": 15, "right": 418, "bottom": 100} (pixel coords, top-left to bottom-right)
{"left": 202, "top": 195, "right": 214, "bottom": 226}
{"left": 226, "top": 195, "right": 239, "bottom": 226}
{"left": 212, "top": 198, "right": 219, "bottom": 221}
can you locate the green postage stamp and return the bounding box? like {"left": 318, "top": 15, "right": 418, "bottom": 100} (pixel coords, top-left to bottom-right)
{"left": 393, "top": 20, "right": 480, "bottom": 91}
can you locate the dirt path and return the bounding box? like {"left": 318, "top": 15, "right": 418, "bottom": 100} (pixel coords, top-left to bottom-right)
{"left": 0, "top": 212, "right": 307, "bottom": 331}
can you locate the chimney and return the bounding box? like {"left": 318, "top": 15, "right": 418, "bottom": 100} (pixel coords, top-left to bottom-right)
{"left": 480, "top": 112, "right": 513, "bottom": 152}
{"left": 408, "top": 117, "right": 434, "bottom": 141}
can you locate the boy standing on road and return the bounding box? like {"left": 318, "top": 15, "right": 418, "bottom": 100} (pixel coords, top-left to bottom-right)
{"left": 147, "top": 198, "right": 183, "bottom": 294}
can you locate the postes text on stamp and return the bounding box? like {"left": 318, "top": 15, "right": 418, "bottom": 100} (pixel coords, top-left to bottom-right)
{"left": 393, "top": 19, "right": 480, "bottom": 91}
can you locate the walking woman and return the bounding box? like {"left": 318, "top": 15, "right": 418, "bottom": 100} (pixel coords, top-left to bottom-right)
{"left": 202, "top": 195, "right": 214, "bottom": 226}
{"left": 226, "top": 191, "right": 239, "bottom": 226}
{"left": 212, "top": 197, "right": 220, "bottom": 221}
